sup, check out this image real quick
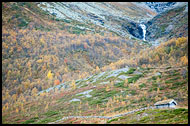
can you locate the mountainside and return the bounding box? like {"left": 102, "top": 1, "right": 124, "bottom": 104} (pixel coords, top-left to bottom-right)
{"left": 2, "top": 2, "right": 151, "bottom": 98}
{"left": 37, "top": 2, "right": 156, "bottom": 39}
{"left": 2, "top": 35, "right": 188, "bottom": 124}
{"left": 145, "top": 2, "right": 177, "bottom": 13}
{"left": 145, "top": 3, "right": 188, "bottom": 42}
{"left": 2, "top": 2, "right": 188, "bottom": 124}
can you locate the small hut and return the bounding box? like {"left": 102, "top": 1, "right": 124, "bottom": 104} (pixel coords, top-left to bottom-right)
{"left": 154, "top": 99, "right": 177, "bottom": 109}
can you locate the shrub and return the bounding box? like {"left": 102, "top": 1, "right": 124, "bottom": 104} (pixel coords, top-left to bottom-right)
{"left": 173, "top": 81, "right": 186, "bottom": 86}
{"left": 165, "top": 46, "right": 171, "bottom": 54}
{"left": 18, "top": 18, "right": 29, "bottom": 28}
{"left": 114, "top": 107, "right": 123, "bottom": 112}
{"left": 44, "top": 110, "right": 59, "bottom": 117}
{"left": 160, "top": 86, "right": 165, "bottom": 90}
{"left": 21, "top": 117, "right": 39, "bottom": 124}
{"left": 130, "top": 90, "right": 136, "bottom": 95}
{"left": 139, "top": 83, "right": 146, "bottom": 89}
{"left": 21, "top": 119, "right": 35, "bottom": 124}
{"left": 107, "top": 118, "right": 119, "bottom": 123}
{"left": 114, "top": 81, "right": 124, "bottom": 88}
{"left": 128, "top": 74, "right": 143, "bottom": 83}
{"left": 165, "top": 80, "right": 173, "bottom": 84}
{"left": 126, "top": 68, "right": 136, "bottom": 74}
{"left": 152, "top": 76, "right": 157, "bottom": 80}
{"left": 54, "top": 80, "right": 60, "bottom": 86}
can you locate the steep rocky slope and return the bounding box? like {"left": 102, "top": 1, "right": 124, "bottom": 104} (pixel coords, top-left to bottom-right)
{"left": 145, "top": 2, "right": 177, "bottom": 13}
{"left": 145, "top": 3, "right": 188, "bottom": 42}
{"left": 37, "top": 2, "right": 156, "bottom": 38}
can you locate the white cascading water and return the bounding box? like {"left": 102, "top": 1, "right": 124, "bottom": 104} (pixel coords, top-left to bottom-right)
{"left": 140, "top": 24, "right": 146, "bottom": 41}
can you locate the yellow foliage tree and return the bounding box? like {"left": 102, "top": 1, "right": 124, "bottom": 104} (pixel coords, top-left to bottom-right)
{"left": 121, "top": 101, "right": 125, "bottom": 106}
{"left": 71, "top": 80, "right": 76, "bottom": 90}
{"left": 168, "top": 57, "right": 175, "bottom": 65}
{"left": 157, "top": 87, "right": 160, "bottom": 94}
{"left": 32, "top": 87, "right": 38, "bottom": 96}
{"left": 116, "top": 99, "right": 119, "bottom": 103}
{"left": 40, "top": 92, "right": 46, "bottom": 97}
{"left": 176, "top": 37, "right": 187, "bottom": 46}
{"left": 47, "top": 70, "right": 53, "bottom": 79}
{"left": 45, "top": 103, "right": 48, "bottom": 110}
{"left": 36, "top": 59, "right": 43, "bottom": 63}
{"left": 24, "top": 82, "right": 30, "bottom": 90}
{"left": 2, "top": 106, "right": 6, "bottom": 112}
{"left": 64, "top": 67, "right": 68, "bottom": 73}
{"left": 12, "top": 94, "right": 17, "bottom": 101}
{"left": 40, "top": 37, "right": 46, "bottom": 45}
{"left": 20, "top": 103, "right": 24, "bottom": 112}
{"left": 180, "top": 56, "right": 188, "bottom": 65}
{"left": 96, "top": 66, "right": 100, "bottom": 73}
{"left": 155, "top": 55, "right": 160, "bottom": 62}
{"left": 16, "top": 108, "right": 19, "bottom": 113}
{"left": 147, "top": 104, "right": 150, "bottom": 107}
{"left": 163, "top": 96, "right": 167, "bottom": 100}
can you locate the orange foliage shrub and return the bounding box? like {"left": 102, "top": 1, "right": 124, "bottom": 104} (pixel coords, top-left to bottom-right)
{"left": 54, "top": 79, "right": 60, "bottom": 86}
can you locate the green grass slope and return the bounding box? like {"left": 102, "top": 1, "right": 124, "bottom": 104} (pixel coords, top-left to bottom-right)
{"left": 107, "top": 108, "right": 188, "bottom": 124}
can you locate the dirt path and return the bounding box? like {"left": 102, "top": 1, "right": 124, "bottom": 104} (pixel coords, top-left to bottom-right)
{"left": 48, "top": 106, "right": 156, "bottom": 124}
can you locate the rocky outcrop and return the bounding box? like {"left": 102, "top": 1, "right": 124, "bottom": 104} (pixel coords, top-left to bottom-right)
{"left": 145, "top": 2, "right": 177, "bottom": 13}
{"left": 122, "top": 21, "right": 143, "bottom": 40}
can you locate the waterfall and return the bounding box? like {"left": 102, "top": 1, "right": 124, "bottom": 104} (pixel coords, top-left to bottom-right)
{"left": 140, "top": 24, "right": 146, "bottom": 41}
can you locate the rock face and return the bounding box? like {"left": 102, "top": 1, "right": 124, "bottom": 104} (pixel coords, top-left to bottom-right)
{"left": 122, "top": 21, "right": 143, "bottom": 40}
{"left": 145, "top": 3, "right": 188, "bottom": 42}
{"left": 145, "top": 2, "right": 177, "bottom": 13}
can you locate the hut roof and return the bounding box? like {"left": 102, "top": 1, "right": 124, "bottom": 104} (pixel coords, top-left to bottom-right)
{"left": 154, "top": 99, "right": 177, "bottom": 106}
